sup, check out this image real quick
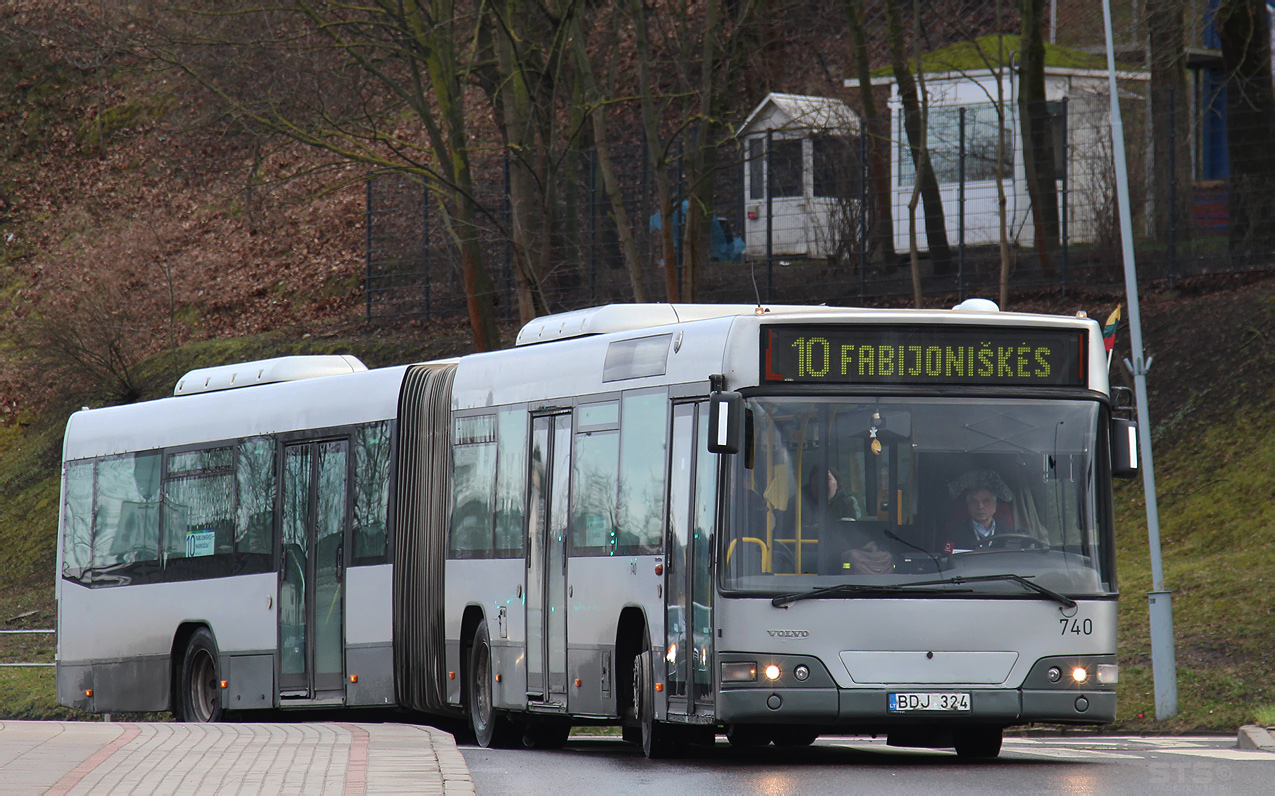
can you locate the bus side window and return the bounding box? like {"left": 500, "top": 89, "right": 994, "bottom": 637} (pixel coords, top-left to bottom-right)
{"left": 93, "top": 453, "right": 162, "bottom": 572}
{"left": 493, "top": 409, "right": 527, "bottom": 557}
{"left": 62, "top": 460, "right": 96, "bottom": 581}
{"left": 450, "top": 415, "right": 498, "bottom": 558}
{"left": 163, "top": 448, "right": 233, "bottom": 563}
{"left": 617, "top": 391, "right": 667, "bottom": 555}
{"left": 352, "top": 423, "right": 391, "bottom": 562}
{"left": 236, "top": 437, "right": 276, "bottom": 557}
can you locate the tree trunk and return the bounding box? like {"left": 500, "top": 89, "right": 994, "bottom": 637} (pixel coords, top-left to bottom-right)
{"left": 1147, "top": 0, "right": 1192, "bottom": 248}
{"left": 1018, "top": 0, "right": 1059, "bottom": 278}
{"left": 630, "top": 0, "right": 680, "bottom": 301}
{"left": 884, "top": 0, "right": 952, "bottom": 276}
{"left": 842, "top": 0, "right": 895, "bottom": 265}
{"left": 592, "top": 111, "right": 649, "bottom": 302}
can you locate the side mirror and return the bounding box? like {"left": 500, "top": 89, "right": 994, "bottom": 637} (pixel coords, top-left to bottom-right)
{"left": 1111, "top": 418, "right": 1139, "bottom": 479}
{"left": 707, "top": 391, "right": 743, "bottom": 454}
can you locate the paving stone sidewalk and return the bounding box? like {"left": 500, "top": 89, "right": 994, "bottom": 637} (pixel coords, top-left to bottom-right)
{"left": 0, "top": 721, "right": 473, "bottom": 796}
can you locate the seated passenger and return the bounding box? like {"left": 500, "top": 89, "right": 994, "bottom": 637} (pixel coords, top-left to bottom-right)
{"left": 802, "top": 467, "right": 861, "bottom": 526}
{"left": 944, "top": 470, "right": 1015, "bottom": 551}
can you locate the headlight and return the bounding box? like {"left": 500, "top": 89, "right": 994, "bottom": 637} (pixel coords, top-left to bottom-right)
{"left": 1097, "top": 663, "right": 1119, "bottom": 684}
{"left": 1071, "top": 666, "right": 1089, "bottom": 684}
{"left": 764, "top": 664, "right": 782, "bottom": 681}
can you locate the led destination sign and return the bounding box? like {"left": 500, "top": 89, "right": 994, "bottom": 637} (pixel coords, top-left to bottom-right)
{"left": 762, "top": 325, "right": 1087, "bottom": 387}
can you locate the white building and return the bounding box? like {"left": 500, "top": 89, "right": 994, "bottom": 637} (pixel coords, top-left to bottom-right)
{"left": 852, "top": 66, "right": 1148, "bottom": 253}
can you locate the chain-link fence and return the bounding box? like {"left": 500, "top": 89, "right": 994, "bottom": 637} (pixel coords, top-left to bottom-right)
{"left": 365, "top": 83, "right": 1269, "bottom": 325}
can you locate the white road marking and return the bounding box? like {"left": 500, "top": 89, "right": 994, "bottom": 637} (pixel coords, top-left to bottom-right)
{"left": 1154, "top": 748, "right": 1275, "bottom": 762}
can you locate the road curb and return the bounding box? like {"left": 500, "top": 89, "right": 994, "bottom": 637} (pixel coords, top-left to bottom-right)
{"left": 425, "top": 725, "right": 477, "bottom": 795}
{"left": 1236, "top": 724, "right": 1275, "bottom": 752}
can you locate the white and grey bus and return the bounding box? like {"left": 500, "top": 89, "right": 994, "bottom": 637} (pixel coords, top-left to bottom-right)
{"left": 57, "top": 302, "right": 1135, "bottom": 758}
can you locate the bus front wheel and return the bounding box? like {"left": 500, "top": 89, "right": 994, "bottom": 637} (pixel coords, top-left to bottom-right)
{"left": 468, "top": 619, "right": 520, "bottom": 748}
{"left": 634, "top": 651, "right": 675, "bottom": 758}
{"left": 177, "top": 628, "right": 223, "bottom": 723}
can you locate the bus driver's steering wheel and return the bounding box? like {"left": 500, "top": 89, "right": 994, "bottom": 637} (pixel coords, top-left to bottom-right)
{"left": 985, "top": 533, "right": 1047, "bottom": 551}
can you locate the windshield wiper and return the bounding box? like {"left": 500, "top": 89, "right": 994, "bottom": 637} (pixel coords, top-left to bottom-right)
{"left": 770, "top": 573, "right": 1076, "bottom": 609}
{"left": 945, "top": 573, "right": 1078, "bottom": 609}
{"left": 771, "top": 581, "right": 973, "bottom": 607}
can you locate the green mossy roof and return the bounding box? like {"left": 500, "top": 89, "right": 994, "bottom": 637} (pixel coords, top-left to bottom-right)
{"left": 868, "top": 35, "right": 1133, "bottom": 78}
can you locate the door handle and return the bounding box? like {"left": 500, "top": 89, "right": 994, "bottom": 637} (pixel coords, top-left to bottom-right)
{"left": 336, "top": 544, "right": 344, "bottom": 580}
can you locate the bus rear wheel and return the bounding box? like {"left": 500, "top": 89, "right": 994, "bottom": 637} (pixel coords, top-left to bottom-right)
{"left": 468, "top": 619, "right": 520, "bottom": 748}
{"left": 953, "top": 726, "right": 1003, "bottom": 759}
{"left": 177, "top": 628, "right": 223, "bottom": 723}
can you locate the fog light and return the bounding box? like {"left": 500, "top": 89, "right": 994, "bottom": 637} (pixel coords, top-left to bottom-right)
{"left": 764, "top": 664, "right": 781, "bottom": 681}
{"left": 721, "top": 662, "right": 757, "bottom": 683}
{"left": 1047, "top": 667, "right": 1062, "bottom": 682}
{"left": 1071, "top": 666, "right": 1089, "bottom": 684}
{"left": 1097, "top": 664, "right": 1119, "bottom": 684}
{"left": 794, "top": 665, "right": 810, "bottom": 681}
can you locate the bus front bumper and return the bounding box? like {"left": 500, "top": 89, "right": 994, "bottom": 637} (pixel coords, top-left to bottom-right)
{"left": 718, "top": 686, "right": 1115, "bottom": 726}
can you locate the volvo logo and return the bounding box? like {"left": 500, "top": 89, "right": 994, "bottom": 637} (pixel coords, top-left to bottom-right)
{"left": 767, "top": 629, "right": 810, "bottom": 638}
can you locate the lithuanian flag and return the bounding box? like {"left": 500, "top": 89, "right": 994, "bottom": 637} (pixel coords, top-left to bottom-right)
{"left": 1102, "top": 305, "right": 1121, "bottom": 352}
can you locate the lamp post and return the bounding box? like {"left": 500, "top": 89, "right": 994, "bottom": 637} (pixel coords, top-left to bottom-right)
{"left": 1100, "top": 0, "right": 1178, "bottom": 719}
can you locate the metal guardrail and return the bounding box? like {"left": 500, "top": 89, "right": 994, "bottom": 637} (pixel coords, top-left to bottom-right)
{"left": 0, "top": 629, "right": 55, "bottom": 668}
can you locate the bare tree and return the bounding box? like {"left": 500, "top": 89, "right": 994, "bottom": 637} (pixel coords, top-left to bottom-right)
{"left": 1217, "top": 0, "right": 1275, "bottom": 262}
{"left": 840, "top": 0, "right": 895, "bottom": 266}
{"left": 570, "top": 7, "right": 649, "bottom": 302}
{"left": 1146, "top": 0, "right": 1192, "bottom": 249}
{"left": 629, "top": 0, "right": 761, "bottom": 302}
{"left": 132, "top": 0, "right": 504, "bottom": 349}
{"left": 1017, "top": 0, "right": 1059, "bottom": 278}
{"left": 884, "top": 0, "right": 954, "bottom": 285}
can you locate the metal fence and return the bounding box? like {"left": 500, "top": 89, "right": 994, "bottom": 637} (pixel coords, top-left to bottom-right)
{"left": 365, "top": 90, "right": 1271, "bottom": 324}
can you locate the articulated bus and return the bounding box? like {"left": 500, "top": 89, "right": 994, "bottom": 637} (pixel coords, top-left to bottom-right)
{"left": 56, "top": 302, "right": 1136, "bottom": 758}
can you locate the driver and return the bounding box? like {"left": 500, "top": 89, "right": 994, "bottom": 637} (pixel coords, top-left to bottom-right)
{"left": 945, "top": 471, "right": 1014, "bottom": 551}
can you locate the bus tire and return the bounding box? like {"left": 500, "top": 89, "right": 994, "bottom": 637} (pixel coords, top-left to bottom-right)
{"left": 521, "top": 719, "right": 571, "bottom": 749}
{"left": 772, "top": 727, "right": 819, "bottom": 747}
{"left": 177, "top": 628, "right": 223, "bottom": 723}
{"left": 953, "top": 726, "right": 1002, "bottom": 759}
{"left": 468, "top": 619, "right": 519, "bottom": 748}
{"left": 635, "top": 651, "right": 675, "bottom": 758}
{"left": 725, "top": 723, "right": 772, "bottom": 748}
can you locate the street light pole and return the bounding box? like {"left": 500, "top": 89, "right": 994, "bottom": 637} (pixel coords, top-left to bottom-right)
{"left": 1100, "top": 0, "right": 1178, "bottom": 719}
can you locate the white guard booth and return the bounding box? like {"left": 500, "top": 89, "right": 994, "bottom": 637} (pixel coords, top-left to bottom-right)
{"left": 736, "top": 93, "right": 862, "bottom": 260}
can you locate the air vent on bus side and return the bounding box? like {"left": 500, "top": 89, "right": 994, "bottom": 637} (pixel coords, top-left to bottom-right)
{"left": 173, "top": 355, "right": 368, "bottom": 396}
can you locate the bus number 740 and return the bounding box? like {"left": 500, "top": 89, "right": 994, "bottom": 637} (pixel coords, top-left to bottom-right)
{"left": 1060, "top": 618, "right": 1093, "bottom": 635}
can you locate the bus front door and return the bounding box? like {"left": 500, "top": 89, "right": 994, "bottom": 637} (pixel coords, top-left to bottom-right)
{"left": 666, "top": 402, "right": 716, "bottom": 719}
{"left": 525, "top": 413, "right": 571, "bottom": 709}
{"left": 278, "top": 439, "right": 348, "bottom": 703}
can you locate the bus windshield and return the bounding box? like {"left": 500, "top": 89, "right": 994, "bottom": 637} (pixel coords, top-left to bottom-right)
{"left": 723, "top": 397, "right": 1112, "bottom": 597}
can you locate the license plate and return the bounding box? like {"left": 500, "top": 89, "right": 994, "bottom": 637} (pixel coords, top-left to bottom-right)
{"left": 888, "top": 692, "right": 971, "bottom": 712}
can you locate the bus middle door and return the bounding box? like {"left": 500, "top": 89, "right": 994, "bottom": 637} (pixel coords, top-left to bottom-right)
{"left": 278, "top": 439, "right": 348, "bottom": 704}
{"left": 525, "top": 412, "right": 571, "bottom": 710}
